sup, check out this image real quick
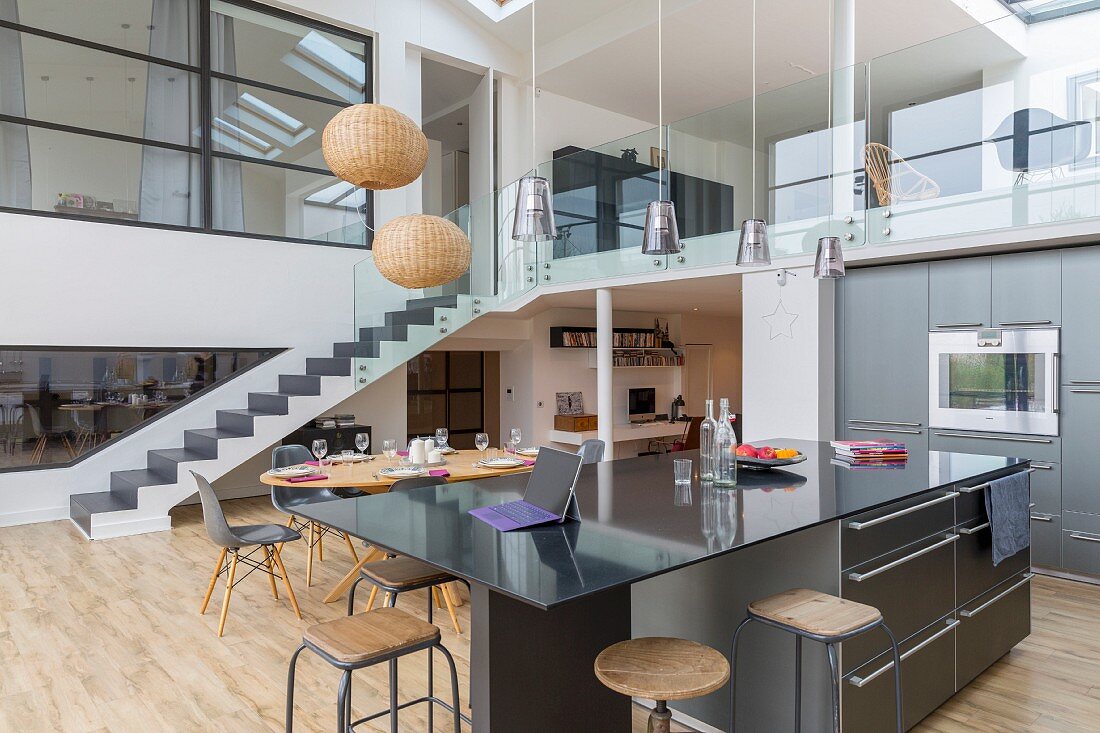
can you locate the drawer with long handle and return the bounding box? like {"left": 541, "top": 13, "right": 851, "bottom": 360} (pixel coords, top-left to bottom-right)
{"left": 956, "top": 573, "right": 1032, "bottom": 688}
{"left": 930, "top": 430, "right": 1061, "bottom": 462}
{"left": 1061, "top": 511, "right": 1100, "bottom": 576}
{"left": 1031, "top": 512, "right": 1062, "bottom": 568}
{"left": 842, "top": 616, "right": 958, "bottom": 733}
{"left": 956, "top": 515, "right": 1031, "bottom": 607}
{"left": 955, "top": 467, "right": 1036, "bottom": 524}
{"left": 842, "top": 490, "right": 957, "bottom": 570}
{"left": 841, "top": 532, "right": 957, "bottom": 673}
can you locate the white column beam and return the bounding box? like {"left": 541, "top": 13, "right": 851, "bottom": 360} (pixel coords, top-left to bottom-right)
{"left": 596, "top": 288, "right": 614, "bottom": 460}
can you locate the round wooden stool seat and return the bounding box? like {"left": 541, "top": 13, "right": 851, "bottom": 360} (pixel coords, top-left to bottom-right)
{"left": 594, "top": 637, "right": 730, "bottom": 702}
{"left": 748, "top": 588, "right": 881, "bottom": 638}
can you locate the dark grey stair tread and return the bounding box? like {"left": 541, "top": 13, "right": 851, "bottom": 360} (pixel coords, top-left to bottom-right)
{"left": 359, "top": 324, "right": 408, "bottom": 342}
{"left": 148, "top": 448, "right": 211, "bottom": 464}
{"left": 334, "top": 341, "right": 380, "bottom": 358}
{"left": 406, "top": 295, "right": 459, "bottom": 310}
{"left": 385, "top": 309, "right": 436, "bottom": 326}
{"left": 112, "top": 468, "right": 175, "bottom": 488}
{"left": 306, "top": 357, "right": 351, "bottom": 376}
{"left": 71, "top": 491, "right": 137, "bottom": 514}
{"left": 219, "top": 408, "right": 279, "bottom": 418}
{"left": 249, "top": 391, "right": 296, "bottom": 399}
{"left": 187, "top": 427, "right": 247, "bottom": 440}
{"left": 279, "top": 374, "right": 322, "bottom": 395}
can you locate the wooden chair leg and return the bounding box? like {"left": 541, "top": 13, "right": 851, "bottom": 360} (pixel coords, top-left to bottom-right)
{"left": 272, "top": 546, "right": 302, "bottom": 620}
{"left": 306, "top": 522, "right": 315, "bottom": 587}
{"left": 343, "top": 532, "right": 359, "bottom": 562}
{"left": 200, "top": 548, "right": 227, "bottom": 614}
{"left": 322, "top": 546, "right": 386, "bottom": 603}
{"left": 439, "top": 584, "right": 463, "bottom": 635}
{"left": 277, "top": 515, "right": 295, "bottom": 553}
{"left": 318, "top": 527, "right": 324, "bottom": 562}
{"left": 263, "top": 545, "right": 280, "bottom": 600}
{"left": 216, "top": 552, "right": 239, "bottom": 637}
{"left": 366, "top": 585, "right": 379, "bottom": 611}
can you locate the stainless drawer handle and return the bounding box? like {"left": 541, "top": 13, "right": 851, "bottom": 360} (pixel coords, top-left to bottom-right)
{"left": 958, "top": 468, "right": 1035, "bottom": 494}
{"left": 1029, "top": 463, "right": 1055, "bottom": 470}
{"left": 847, "top": 419, "right": 922, "bottom": 427}
{"left": 847, "top": 619, "right": 960, "bottom": 688}
{"left": 959, "top": 574, "right": 1033, "bottom": 618}
{"left": 847, "top": 492, "right": 958, "bottom": 530}
{"left": 1069, "top": 389, "right": 1100, "bottom": 394}
{"left": 848, "top": 427, "right": 922, "bottom": 435}
{"left": 997, "top": 320, "right": 1052, "bottom": 326}
{"left": 1069, "top": 532, "right": 1100, "bottom": 543}
{"left": 1068, "top": 380, "right": 1100, "bottom": 384}
{"left": 934, "top": 322, "right": 983, "bottom": 328}
{"left": 958, "top": 522, "right": 990, "bottom": 535}
{"left": 1030, "top": 513, "right": 1054, "bottom": 522}
{"left": 847, "top": 534, "right": 959, "bottom": 582}
{"left": 933, "top": 432, "right": 1053, "bottom": 444}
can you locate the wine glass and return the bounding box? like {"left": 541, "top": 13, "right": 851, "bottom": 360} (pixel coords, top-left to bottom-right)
{"left": 435, "top": 427, "right": 449, "bottom": 452}
{"left": 509, "top": 427, "right": 522, "bottom": 455}
{"left": 355, "top": 432, "right": 370, "bottom": 457}
{"left": 311, "top": 439, "right": 328, "bottom": 471}
{"left": 382, "top": 439, "right": 397, "bottom": 466}
{"left": 474, "top": 432, "right": 489, "bottom": 466}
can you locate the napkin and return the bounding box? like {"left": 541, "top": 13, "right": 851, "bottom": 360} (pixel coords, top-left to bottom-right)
{"left": 304, "top": 460, "right": 321, "bottom": 466}
{"left": 288, "top": 474, "right": 329, "bottom": 483}
{"left": 429, "top": 469, "right": 450, "bottom": 477}
{"left": 522, "top": 459, "right": 536, "bottom": 466}
{"left": 397, "top": 450, "right": 410, "bottom": 457}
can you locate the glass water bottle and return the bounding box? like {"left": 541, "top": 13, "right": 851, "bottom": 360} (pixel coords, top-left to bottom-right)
{"left": 714, "top": 398, "right": 737, "bottom": 488}
{"left": 699, "top": 399, "right": 718, "bottom": 480}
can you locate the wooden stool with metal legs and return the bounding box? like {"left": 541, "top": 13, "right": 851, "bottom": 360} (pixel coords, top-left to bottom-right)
{"left": 595, "top": 637, "right": 730, "bottom": 733}
{"left": 286, "top": 606, "right": 466, "bottom": 733}
{"left": 348, "top": 556, "right": 465, "bottom": 635}
{"left": 729, "top": 588, "right": 903, "bottom": 732}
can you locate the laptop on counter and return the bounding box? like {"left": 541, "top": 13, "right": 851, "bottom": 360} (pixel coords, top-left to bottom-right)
{"left": 469, "top": 446, "right": 584, "bottom": 531}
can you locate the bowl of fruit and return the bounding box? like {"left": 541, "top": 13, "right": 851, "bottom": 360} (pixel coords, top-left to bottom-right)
{"left": 734, "top": 444, "right": 807, "bottom": 470}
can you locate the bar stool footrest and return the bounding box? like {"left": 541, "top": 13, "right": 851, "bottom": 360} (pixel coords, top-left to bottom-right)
{"left": 349, "top": 695, "right": 472, "bottom": 729}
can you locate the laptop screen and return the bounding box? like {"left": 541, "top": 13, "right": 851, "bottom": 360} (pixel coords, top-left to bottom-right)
{"left": 523, "top": 446, "right": 584, "bottom": 518}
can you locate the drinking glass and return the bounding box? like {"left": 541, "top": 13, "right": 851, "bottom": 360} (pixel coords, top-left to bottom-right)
{"left": 355, "top": 432, "right": 370, "bottom": 456}
{"left": 311, "top": 439, "right": 328, "bottom": 470}
{"left": 674, "top": 458, "right": 692, "bottom": 488}
{"left": 509, "top": 427, "right": 522, "bottom": 454}
{"left": 341, "top": 449, "right": 354, "bottom": 462}
{"left": 382, "top": 439, "right": 397, "bottom": 466}
{"left": 474, "top": 432, "right": 489, "bottom": 465}
{"left": 435, "top": 427, "right": 449, "bottom": 451}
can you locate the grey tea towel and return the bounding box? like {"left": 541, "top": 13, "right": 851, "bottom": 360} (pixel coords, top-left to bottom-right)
{"left": 984, "top": 471, "right": 1031, "bottom": 566}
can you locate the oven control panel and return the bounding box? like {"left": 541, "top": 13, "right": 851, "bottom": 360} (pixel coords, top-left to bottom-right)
{"left": 977, "top": 329, "right": 1002, "bottom": 347}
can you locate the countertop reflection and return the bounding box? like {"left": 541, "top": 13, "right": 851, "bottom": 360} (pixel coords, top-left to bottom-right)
{"left": 298, "top": 439, "right": 1027, "bottom": 609}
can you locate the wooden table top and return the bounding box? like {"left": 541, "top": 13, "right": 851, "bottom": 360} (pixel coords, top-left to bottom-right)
{"left": 259, "top": 449, "right": 535, "bottom": 491}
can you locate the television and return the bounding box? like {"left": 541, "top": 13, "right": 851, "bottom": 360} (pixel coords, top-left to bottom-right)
{"left": 628, "top": 387, "right": 657, "bottom": 424}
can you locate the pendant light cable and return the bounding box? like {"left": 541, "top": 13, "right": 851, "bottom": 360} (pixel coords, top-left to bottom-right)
{"left": 532, "top": 0, "right": 536, "bottom": 176}
{"left": 827, "top": 0, "right": 835, "bottom": 235}
{"left": 751, "top": 0, "right": 757, "bottom": 220}
{"left": 657, "top": 0, "right": 664, "bottom": 196}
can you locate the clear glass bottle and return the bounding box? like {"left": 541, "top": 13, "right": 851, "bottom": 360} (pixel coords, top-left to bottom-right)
{"left": 699, "top": 399, "right": 718, "bottom": 480}
{"left": 714, "top": 398, "right": 737, "bottom": 488}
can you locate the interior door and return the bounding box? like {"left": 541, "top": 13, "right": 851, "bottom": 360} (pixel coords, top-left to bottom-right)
{"left": 683, "top": 345, "right": 713, "bottom": 417}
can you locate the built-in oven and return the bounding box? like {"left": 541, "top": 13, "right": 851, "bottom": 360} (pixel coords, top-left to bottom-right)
{"left": 929, "top": 328, "right": 1060, "bottom": 436}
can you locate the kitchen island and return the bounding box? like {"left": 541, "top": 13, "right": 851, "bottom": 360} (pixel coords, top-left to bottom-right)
{"left": 297, "top": 439, "right": 1031, "bottom": 733}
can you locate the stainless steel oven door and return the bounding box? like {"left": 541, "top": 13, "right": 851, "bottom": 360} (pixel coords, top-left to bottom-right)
{"left": 929, "top": 328, "right": 1060, "bottom": 436}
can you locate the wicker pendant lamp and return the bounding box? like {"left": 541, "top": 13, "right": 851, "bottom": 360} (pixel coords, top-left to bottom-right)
{"left": 372, "top": 215, "right": 472, "bottom": 288}
{"left": 322, "top": 103, "right": 428, "bottom": 190}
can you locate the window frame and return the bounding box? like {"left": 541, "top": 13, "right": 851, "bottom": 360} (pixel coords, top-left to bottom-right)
{"left": 0, "top": 0, "right": 373, "bottom": 249}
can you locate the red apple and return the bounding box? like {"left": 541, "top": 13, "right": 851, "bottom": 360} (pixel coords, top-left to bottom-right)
{"left": 735, "top": 444, "right": 759, "bottom": 458}
{"left": 758, "top": 446, "right": 777, "bottom": 460}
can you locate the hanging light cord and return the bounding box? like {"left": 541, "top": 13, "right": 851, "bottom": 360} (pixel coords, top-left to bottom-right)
{"left": 531, "top": 0, "right": 536, "bottom": 175}
{"left": 657, "top": 0, "right": 664, "bottom": 197}
{"left": 751, "top": 0, "right": 757, "bottom": 220}
{"left": 827, "top": 0, "right": 835, "bottom": 235}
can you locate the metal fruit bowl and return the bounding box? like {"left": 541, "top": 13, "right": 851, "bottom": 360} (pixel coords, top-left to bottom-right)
{"left": 735, "top": 452, "right": 808, "bottom": 470}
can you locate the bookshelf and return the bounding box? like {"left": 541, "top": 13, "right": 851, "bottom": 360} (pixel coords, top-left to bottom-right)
{"left": 549, "top": 327, "right": 684, "bottom": 368}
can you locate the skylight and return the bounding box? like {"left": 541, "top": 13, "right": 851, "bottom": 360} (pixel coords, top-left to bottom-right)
{"left": 1000, "top": 0, "right": 1100, "bottom": 22}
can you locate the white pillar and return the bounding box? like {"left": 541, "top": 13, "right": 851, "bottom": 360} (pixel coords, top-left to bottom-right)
{"left": 596, "top": 288, "right": 614, "bottom": 460}
{"left": 831, "top": 0, "right": 857, "bottom": 221}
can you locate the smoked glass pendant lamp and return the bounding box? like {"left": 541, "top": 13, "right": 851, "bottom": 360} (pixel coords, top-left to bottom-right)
{"left": 512, "top": 0, "right": 558, "bottom": 242}
{"left": 641, "top": 0, "right": 681, "bottom": 255}
{"left": 737, "top": 0, "right": 771, "bottom": 267}
{"left": 813, "top": 0, "right": 847, "bottom": 279}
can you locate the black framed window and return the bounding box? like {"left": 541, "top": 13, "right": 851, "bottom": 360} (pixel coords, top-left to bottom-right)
{"left": 0, "top": 0, "right": 372, "bottom": 247}
{"left": 407, "top": 351, "right": 484, "bottom": 450}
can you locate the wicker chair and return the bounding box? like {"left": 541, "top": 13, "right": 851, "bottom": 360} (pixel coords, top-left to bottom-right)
{"left": 863, "top": 142, "right": 940, "bottom": 207}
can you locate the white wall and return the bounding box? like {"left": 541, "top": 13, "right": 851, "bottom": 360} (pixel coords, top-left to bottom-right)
{"left": 740, "top": 267, "right": 834, "bottom": 442}
{"left": 681, "top": 312, "right": 743, "bottom": 414}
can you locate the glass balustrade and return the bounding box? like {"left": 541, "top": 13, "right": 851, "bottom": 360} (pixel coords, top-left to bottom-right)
{"left": 0, "top": 347, "right": 276, "bottom": 471}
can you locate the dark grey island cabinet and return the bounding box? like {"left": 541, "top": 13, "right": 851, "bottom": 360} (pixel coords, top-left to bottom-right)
{"left": 837, "top": 245, "right": 1100, "bottom": 581}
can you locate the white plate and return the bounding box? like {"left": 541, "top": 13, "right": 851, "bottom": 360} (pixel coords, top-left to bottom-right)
{"left": 516, "top": 448, "right": 540, "bottom": 457}
{"left": 477, "top": 457, "right": 525, "bottom": 469}
{"left": 330, "top": 454, "right": 372, "bottom": 463}
{"left": 379, "top": 466, "right": 426, "bottom": 478}
{"left": 267, "top": 465, "right": 317, "bottom": 478}
{"left": 425, "top": 458, "right": 448, "bottom": 467}
{"left": 438, "top": 446, "right": 458, "bottom": 455}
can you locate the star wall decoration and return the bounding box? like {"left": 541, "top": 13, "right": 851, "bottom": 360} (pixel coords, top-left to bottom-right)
{"left": 762, "top": 298, "right": 798, "bottom": 340}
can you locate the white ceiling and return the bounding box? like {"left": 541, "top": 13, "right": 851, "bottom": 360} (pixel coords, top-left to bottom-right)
{"left": 450, "top": 0, "right": 1018, "bottom": 123}
{"left": 421, "top": 57, "right": 485, "bottom": 120}
{"left": 510, "top": 272, "right": 743, "bottom": 318}
{"left": 424, "top": 104, "right": 471, "bottom": 154}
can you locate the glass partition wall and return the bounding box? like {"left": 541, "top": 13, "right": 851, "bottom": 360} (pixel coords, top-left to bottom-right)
{"left": 0, "top": 0, "right": 372, "bottom": 246}
{"left": 0, "top": 347, "right": 275, "bottom": 470}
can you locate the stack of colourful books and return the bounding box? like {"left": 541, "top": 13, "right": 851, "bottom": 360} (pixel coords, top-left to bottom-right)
{"left": 830, "top": 440, "right": 909, "bottom": 469}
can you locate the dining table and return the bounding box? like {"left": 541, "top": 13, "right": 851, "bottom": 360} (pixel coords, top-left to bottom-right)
{"left": 259, "top": 449, "right": 535, "bottom": 603}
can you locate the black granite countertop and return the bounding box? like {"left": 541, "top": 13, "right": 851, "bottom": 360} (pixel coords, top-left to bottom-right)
{"left": 297, "top": 439, "right": 1027, "bottom": 609}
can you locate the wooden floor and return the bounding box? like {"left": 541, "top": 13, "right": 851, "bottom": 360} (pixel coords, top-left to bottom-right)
{"left": 0, "top": 496, "right": 1095, "bottom": 732}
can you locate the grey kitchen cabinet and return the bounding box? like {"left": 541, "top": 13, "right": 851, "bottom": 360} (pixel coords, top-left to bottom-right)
{"left": 1060, "top": 386, "right": 1100, "bottom": 516}
{"left": 929, "top": 258, "right": 992, "bottom": 330}
{"left": 837, "top": 263, "right": 929, "bottom": 431}
{"left": 991, "top": 250, "right": 1061, "bottom": 327}
{"left": 1030, "top": 512, "right": 1061, "bottom": 568}
{"left": 1062, "top": 512, "right": 1100, "bottom": 576}
{"left": 1061, "top": 247, "right": 1100, "bottom": 384}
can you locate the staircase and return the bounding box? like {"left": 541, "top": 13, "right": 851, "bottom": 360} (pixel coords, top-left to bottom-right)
{"left": 69, "top": 294, "right": 483, "bottom": 540}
